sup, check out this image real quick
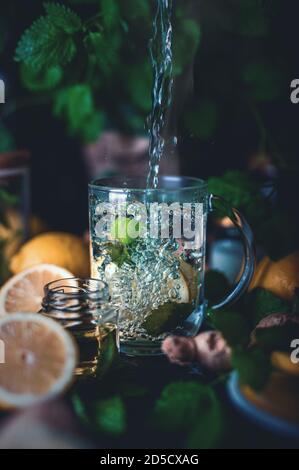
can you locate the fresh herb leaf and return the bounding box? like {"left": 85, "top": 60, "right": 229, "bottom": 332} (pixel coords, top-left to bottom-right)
{"left": 292, "top": 289, "right": 299, "bottom": 315}
{"left": 105, "top": 242, "right": 130, "bottom": 267}
{"left": 100, "top": 0, "right": 121, "bottom": 30}
{"left": 256, "top": 212, "right": 299, "bottom": 261}
{"left": 0, "top": 188, "right": 19, "bottom": 206}
{"left": 53, "top": 84, "right": 94, "bottom": 134}
{"left": 15, "top": 14, "right": 77, "bottom": 70}
{"left": 94, "top": 396, "right": 126, "bottom": 437}
{"left": 205, "top": 270, "right": 230, "bottom": 306}
{"left": 20, "top": 63, "right": 62, "bottom": 91}
{"left": 183, "top": 99, "right": 218, "bottom": 140}
{"left": 79, "top": 111, "right": 104, "bottom": 143}
{"left": 96, "top": 325, "right": 119, "bottom": 379}
{"left": 243, "top": 60, "right": 284, "bottom": 102}
{"left": 0, "top": 124, "right": 15, "bottom": 153}
{"left": 142, "top": 302, "right": 193, "bottom": 336}
{"left": 44, "top": 3, "right": 82, "bottom": 34}
{"left": 152, "top": 381, "right": 223, "bottom": 449}
{"left": 71, "top": 393, "right": 90, "bottom": 427}
{"left": 255, "top": 324, "right": 299, "bottom": 352}
{"left": 173, "top": 18, "right": 201, "bottom": 75}
{"left": 232, "top": 348, "right": 271, "bottom": 390}
{"left": 208, "top": 171, "right": 267, "bottom": 226}
{"left": 244, "top": 288, "right": 290, "bottom": 327}
{"left": 210, "top": 310, "right": 251, "bottom": 348}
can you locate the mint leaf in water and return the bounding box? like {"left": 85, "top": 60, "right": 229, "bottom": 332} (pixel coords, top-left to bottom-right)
{"left": 142, "top": 302, "right": 193, "bottom": 336}
{"left": 105, "top": 242, "right": 130, "bottom": 268}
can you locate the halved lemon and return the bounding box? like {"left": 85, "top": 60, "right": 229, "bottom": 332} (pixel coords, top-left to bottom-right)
{"left": 0, "top": 264, "right": 74, "bottom": 316}
{"left": 103, "top": 262, "right": 190, "bottom": 304}
{"left": 168, "top": 270, "right": 190, "bottom": 303}
{"left": 0, "top": 313, "right": 77, "bottom": 408}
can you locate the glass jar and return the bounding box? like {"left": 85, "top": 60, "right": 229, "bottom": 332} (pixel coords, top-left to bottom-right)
{"left": 41, "top": 278, "right": 119, "bottom": 377}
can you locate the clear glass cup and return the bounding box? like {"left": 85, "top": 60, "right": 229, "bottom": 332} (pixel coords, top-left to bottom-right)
{"left": 89, "top": 176, "right": 255, "bottom": 356}
{"left": 41, "top": 278, "right": 119, "bottom": 377}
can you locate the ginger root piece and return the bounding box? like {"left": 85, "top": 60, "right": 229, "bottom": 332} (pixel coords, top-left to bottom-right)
{"left": 256, "top": 313, "right": 299, "bottom": 329}
{"left": 162, "top": 331, "right": 232, "bottom": 372}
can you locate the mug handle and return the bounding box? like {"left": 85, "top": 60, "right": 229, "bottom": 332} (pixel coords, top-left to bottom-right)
{"left": 208, "top": 194, "right": 255, "bottom": 310}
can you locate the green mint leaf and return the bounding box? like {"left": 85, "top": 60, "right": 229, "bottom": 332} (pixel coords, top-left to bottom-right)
{"left": 255, "top": 324, "right": 299, "bottom": 352}
{"left": 44, "top": 3, "right": 82, "bottom": 33}
{"left": 0, "top": 188, "right": 19, "bottom": 206}
{"left": 15, "top": 16, "right": 77, "bottom": 70}
{"left": 153, "top": 382, "right": 223, "bottom": 449}
{"left": 237, "top": 0, "right": 269, "bottom": 37}
{"left": 120, "top": 0, "right": 150, "bottom": 21}
{"left": 53, "top": 84, "right": 94, "bottom": 134}
{"left": 256, "top": 212, "right": 299, "bottom": 261}
{"left": 183, "top": 99, "right": 218, "bottom": 140}
{"left": 79, "top": 111, "right": 104, "bottom": 143}
{"left": 211, "top": 310, "right": 251, "bottom": 348}
{"left": 20, "top": 63, "right": 62, "bottom": 91}
{"left": 292, "top": 289, "right": 299, "bottom": 315}
{"left": 85, "top": 29, "right": 121, "bottom": 74}
{"left": 244, "top": 288, "right": 290, "bottom": 327}
{"left": 94, "top": 396, "right": 126, "bottom": 437}
{"left": 0, "top": 123, "right": 15, "bottom": 153}
{"left": 71, "top": 393, "right": 90, "bottom": 427}
{"left": 142, "top": 302, "right": 193, "bottom": 336}
{"left": 232, "top": 348, "right": 271, "bottom": 391}
{"left": 243, "top": 60, "right": 284, "bottom": 102}
{"left": 205, "top": 270, "right": 230, "bottom": 306}
{"left": 173, "top": 18, "right": 201, "bottom": 75}
{"left": 125, "top": 61, "right": 152, "bottom": 112}
{"left": 208, "top": 171, "right": 268, "bottom": 230}
{"left": 105, "top": 243, "right": 130, "bottom": 268}
{"left": 101, "top": 0, "right": 121, "bottom": 29}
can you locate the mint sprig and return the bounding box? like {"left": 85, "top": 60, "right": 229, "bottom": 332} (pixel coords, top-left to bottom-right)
{"left": 15, "top": 3, "right": 82, "bottom": 70}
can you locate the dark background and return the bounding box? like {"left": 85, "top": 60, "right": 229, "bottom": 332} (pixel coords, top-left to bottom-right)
{"left": 1, "top": 0, "right": 299, "bottom": 233}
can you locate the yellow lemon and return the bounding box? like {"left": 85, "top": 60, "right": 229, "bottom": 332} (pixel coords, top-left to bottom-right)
{"left": 10, "top": 232, "right": 90, "bottom": 278}
{"left": 249, "top": 252, "right": 299, "bottom": 301}
{"left": 271, "top": 351, "right": 299, "bottom": 377}
{"left": 0, "top": 313, "right": 77, "bottom": 408}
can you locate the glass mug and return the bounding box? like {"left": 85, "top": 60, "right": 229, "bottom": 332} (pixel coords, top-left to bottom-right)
{"left": 89, "top": 176, "right": 255, "bottom": 356}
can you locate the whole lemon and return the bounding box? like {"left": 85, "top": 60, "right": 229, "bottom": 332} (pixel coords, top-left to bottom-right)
{"left": 249, "top": 252, "right": 299, "bottom": 301}
{"left": 10, "top": 232, "right": 90, "bottom": 278}
{"left": 241, "top": 372, "right": 299, "bottom": 423}
{"left": 271, "top": 351, "right": 299, "bottom": 377}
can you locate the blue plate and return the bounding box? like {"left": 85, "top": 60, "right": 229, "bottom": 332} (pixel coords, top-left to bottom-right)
{"left": 228, "top": 372, "right": 299, "bottom": 440}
